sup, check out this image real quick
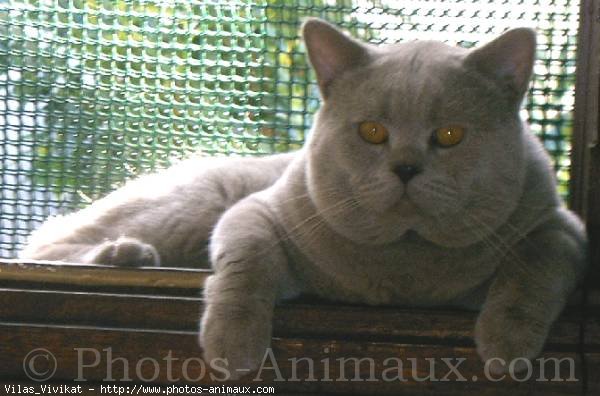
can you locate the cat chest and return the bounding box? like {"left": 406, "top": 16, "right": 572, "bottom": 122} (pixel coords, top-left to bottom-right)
{"left": 286, "top": 236, "right": 500, "bottom": 306}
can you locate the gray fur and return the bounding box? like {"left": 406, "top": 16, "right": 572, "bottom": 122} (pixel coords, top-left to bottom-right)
{"left": 22, "top": 18, "right": 587, "bottom": 377}
{"left": 21, "top": 153, "right": 294, "bottom": 267}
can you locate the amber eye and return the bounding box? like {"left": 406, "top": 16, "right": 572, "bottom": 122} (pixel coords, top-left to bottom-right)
{"left": 358, "top": 121, "right": 388, "bottom": 144}
{"left": 433, "top": 126, "right": 465, "bottom": 147}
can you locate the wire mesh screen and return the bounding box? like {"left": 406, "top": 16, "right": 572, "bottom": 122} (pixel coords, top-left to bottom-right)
{"left": 0, "top": 0, "right": 580, "bottom": 258}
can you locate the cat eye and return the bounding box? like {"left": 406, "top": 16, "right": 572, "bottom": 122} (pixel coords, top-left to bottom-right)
{"left": 433, "top": 126, "right": 465, "bottom": 148}
{"left": 358, "top": 121, "right": 389, "bottom": 144}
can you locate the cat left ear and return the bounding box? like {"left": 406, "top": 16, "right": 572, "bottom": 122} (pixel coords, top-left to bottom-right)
{"left": 302, "top": 18, "right": 370, "bottom": 99}
{"left": 464, "top": 28, "right": 536, "bottom": 98}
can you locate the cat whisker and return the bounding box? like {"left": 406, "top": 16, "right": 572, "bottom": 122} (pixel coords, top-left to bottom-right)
{"left": 467, "top": 190, "right": 554, "bottom": 211}
{"left": 416, "top": 183, "right": 461, "bottom": 214}
{"left": 238, "top": 196, "right": 361, "bottom": 262}
{"left": 462, "top": 213, "right": 541, "bottom": 280}
{"left": 420, "top": 180, "right": 460, "bottom": 199}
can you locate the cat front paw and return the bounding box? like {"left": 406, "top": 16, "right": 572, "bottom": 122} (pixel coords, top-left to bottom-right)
{"left": 86, "top": 237, "right": 160, "bottom": 266}
{"left": 474, "top": 308, "right": 548, "bottom": 375}
{"left": 199, "top": 304, "right": 272, "bottom": 381}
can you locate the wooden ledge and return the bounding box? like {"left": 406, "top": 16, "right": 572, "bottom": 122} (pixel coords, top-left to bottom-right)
{"left": 0, "top": 260, "right": 596, "bottom": 394}
{"left": 0, "top": 259, "right": 211, "bottom": 291}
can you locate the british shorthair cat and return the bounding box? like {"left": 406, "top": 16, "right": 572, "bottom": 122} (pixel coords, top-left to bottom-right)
{"left": 22, "top": 18, "right": 587, "bottom": 377}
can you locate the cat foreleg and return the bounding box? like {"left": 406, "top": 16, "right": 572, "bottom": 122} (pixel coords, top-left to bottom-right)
{"left": 199, "top": 197, "right": 299, "bottom": 379}
{"left": 474, "top": 207, "right": 587, "bottom": 374}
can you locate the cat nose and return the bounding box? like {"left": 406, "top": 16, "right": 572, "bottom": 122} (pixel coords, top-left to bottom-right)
{"left": 393, "top": 163, "right": 421, "bottom": 183}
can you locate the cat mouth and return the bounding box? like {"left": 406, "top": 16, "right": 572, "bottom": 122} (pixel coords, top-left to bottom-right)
{"left": 393, "top": 194, "right": 416, "bottom": 211}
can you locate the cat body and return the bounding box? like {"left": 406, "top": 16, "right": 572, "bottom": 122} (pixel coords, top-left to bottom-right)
{"left": 248, "top": 136, "right": 565, "bottom": 309}
{"left": 22, "top": 19, "right": 587, "bottom": 377}
{"left": 21, "top": 153, "right": 294, "bottom": 267}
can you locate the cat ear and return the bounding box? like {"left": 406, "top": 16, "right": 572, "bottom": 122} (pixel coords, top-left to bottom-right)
{"left": 464, "top": 28, "right": 536, "bottom": 97}
{"left": 302, "top": 18, "right": 370, "bottom": 99}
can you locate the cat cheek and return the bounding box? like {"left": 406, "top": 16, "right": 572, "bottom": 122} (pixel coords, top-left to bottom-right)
{"left": 359, "top": 184, "right": 403, "bottom": 214}
{"left": 408, "top": 182, "right": 462, "bottom": 217}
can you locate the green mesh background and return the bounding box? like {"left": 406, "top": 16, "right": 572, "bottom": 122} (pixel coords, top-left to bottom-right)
{"left": 0, "top": 0, "right": 580, "bottom": 258}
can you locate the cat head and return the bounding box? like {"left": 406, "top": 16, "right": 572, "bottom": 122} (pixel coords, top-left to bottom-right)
{"left": 302, "top": 18, "right": 536, "bottom": 247}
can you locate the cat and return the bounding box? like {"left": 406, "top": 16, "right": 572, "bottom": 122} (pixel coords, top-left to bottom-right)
{"left": 21, "top": 18, "right": 587, "bottom": 379}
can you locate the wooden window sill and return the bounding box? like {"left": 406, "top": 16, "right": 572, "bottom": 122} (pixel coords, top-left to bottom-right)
{"left": 0, "top": 259, "right": 597, "bottom": 395}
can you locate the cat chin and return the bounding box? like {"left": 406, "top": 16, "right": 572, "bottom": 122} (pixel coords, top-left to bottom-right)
{"left": 412, "top": 219, "right": 485, "bottom": 248}
{"left": 322, "top": 210, "right": 417, "bottom": 245}
{"left": 349, "top": 225, "right": 414, "bottom": 245}
{"left": 417, "top": 231, "right": 476, "bottom": 248}
{"left": 348, "top": 191, "right": 475, "bottom": 246}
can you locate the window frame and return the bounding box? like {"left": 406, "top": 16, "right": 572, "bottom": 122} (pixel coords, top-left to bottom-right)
{"left": 0, "top": 1, "right": 599, "bottom": 393}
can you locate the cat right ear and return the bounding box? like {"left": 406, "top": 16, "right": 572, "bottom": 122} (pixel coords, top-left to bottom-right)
{"left": 464, "top": 28, "right": 536, "bottom": 98}
{"left": 302, "top": 18, "right": 370, "bottom": 99}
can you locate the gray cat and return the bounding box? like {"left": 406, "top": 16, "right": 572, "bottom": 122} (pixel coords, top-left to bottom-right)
{"left": 22, "top": 18, "right": 587, "bottom": 378}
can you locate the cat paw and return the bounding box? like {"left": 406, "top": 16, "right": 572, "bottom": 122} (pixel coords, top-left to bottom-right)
{"left": 474, "top": 309, "right": 548, "bottom": 375}
{"left": 87, "top": 237, "right": 160, "bottom": 267}
{"left": 199, "top": 304, "right": 272, "bottom": 380}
